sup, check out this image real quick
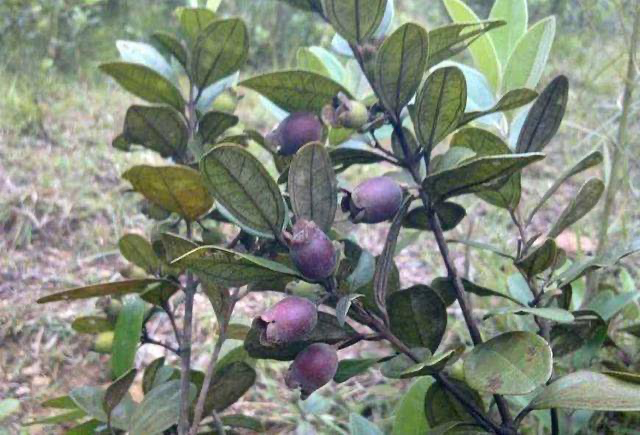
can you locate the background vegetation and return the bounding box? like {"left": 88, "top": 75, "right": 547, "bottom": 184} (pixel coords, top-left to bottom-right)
{"left": 1, "top": 0, "right": 638, "bottom": 433}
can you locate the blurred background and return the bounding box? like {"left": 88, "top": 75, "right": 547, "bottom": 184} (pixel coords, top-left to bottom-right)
{"left": 1, "top": 0, "right": 638, "bottom": 433}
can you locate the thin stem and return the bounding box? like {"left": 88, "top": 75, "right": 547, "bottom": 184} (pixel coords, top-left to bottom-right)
{"left": 162, "top": 301, "right": 182, "bottom": 348}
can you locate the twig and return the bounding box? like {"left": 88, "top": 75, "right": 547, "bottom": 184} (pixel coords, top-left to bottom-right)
{"left": 162, "top": 301, "right": 182, "bottom": 348}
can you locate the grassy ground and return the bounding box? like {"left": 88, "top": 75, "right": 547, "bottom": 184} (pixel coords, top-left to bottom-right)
{"left": 1, "top": 5, "right": 639, "bottom": 434}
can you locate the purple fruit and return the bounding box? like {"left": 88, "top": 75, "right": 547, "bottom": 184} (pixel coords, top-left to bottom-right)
{"left": 258, "top": 296, "right": 318, "bottom": 345}
{"left": 344, "top": 176, "right": 403, "bottom": 224}
{"left": 285, "top": 343, "right": 339, "bottom": 399}
{"left": 289, "top": 220, "right": 337, "bottom": 280}
{"left": 266, "top": 112, "right": 324, "bottom": 156}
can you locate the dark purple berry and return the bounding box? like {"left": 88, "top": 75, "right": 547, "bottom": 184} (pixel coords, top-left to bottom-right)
{"left": 285, "top": 343, "right": 338, "bottom": 399}
{"left": 258, "top": 296, "right": 318, "bottom": 345}
{"left": 266, "top": 112, "right": 324, "bottom": 156}
{"left": 344, "top": 176, "right": 403, "bottom": 224}
{"left": 289, "top": 220, "right": 337, "bottom": 280}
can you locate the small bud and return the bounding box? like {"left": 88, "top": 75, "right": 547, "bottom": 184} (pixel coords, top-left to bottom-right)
{"left": 266, "top": 112, "right": 324, "bottom": 156}
{"left": 285, "top": 343, "right": 338, "bottom": 399}
{"left": 211, "top": 90, "right": 237, "bottom": 113}
{"left": 92, "top": 331, "right": 114, "bottom": 354}
{"left": 258, "top": 296, "right": 318, "bottom": 345}
{"left": 323, "top": 93, "right": 369, "bottom": 130}
{"left": 289, "top": 220, "right": 337, "bottom": 280}
{"left": 344, "top": 176, "right": 403, "bottom": 224}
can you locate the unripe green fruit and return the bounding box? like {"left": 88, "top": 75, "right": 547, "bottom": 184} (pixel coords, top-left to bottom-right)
{"left": 267, "top": 112, "right": 324, "bottom": 156}
{"left": 285, "top": 343, "right": 338, "bottom": 399}
{"left": 289, "top": 219, "right": 337, "bottom": 280}
{"left": 92, "top": 331, "right": 114, "bottom": 354}
{"left": 211, "top": 91, "right": 237, "bottom": 113}
{"left": 336, "top": 100, "right": 369, "bottom": 130}
{"left": 258, "top": 296, "right": 318, "bottom": 345}
{"left": 343, "top": 176, "right": 403, "bottom": 224}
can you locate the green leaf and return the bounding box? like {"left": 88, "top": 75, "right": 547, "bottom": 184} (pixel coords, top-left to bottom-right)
{"left": 403, "top": 202, "right": 466, "bottom": 232}
{"left": 424, "top": 379, "right": 483, "bottom": 427}
{"left": 192, "top": 18, "right": 249, "bottom": 90}
{"left": 461, "top": 88, "right": 537, "bottom": 125}
{"left": 116, "top": 40, "right": 174, "bottom": 82}
{"left": 485, "top": 307, "right": 574, "bottom": 323}
{"left": 530, "top": 371, "right": 640, "bottom": 411}
{"left": 71, "top": 316, "right": 113, "bottom": 334}
{"left": 142, "top": 357, "right": 165, "bottom": 394}
{"left": 415, "top": 67, "right": 467, "bottom": 157}
{"left": 463, "top": 331, "right": 552, "bottom": 395}
{"left": 66, "top": 420, "right": 103, "bottom": 435}
{"left": 288, "top": 143, "right": 338, "bottom": 232}
{"left": 118, "top": 234, "right": 159, "bottom": 275}
{"left": 203, "top": 361, "right": 256, "bottom": 413}
{"left": 245, "top": 312, "right": 357, "bottom": 361}
{"left": 392, "top": 378, "right": 433, "bottom": 435}
{"left": 489, "top": 0, "right": 528, "bottom": 66}
{"left": 178, "top": 7, "right": 217, "bottom": 46}
{"left": 527, "top": 151, "right": 603, "bottom": 223}
{"left": 70, "top": 386, "right": 135, "bottom": 430}
{"left": 375, "top": 22, "right": 429, "bottom": 115}
{"left": 503, "top": 17, "right": 556, "bottom": 93}
{"left": 240, "top": 70, "right": 350, "bottom": 114}
{"left": 400, "top": 347, "right": 465, "bottom": 378}
{"left": 349, "top": 413, "right": 384, "bottom": 435}
{"left": 336, "top": 294, "right": 363, "bottom": 327}
{"left": 99, "top": 62, "right": 185, "bottom": 112}
{"left": 587, "top": 289, "right": 640, "bottom": 322}
{"left": 330, "top": 147, "right": 389, "bottom": 173}
{"left": 297, "top": 47, "right": 331, "bottom": 77}
{"left": 380, "top": 348, "right": 431, "bottom": 379}
{"left": 129, "top": 380, "right": 196, "bottom": 435}
{"left": 334, "top": 358, "right": 379, "bottom": 383}
{"left": 516, "top": 75, "right": 569, "bottom": 153}
{"left": 423, "top": 153, "right": 544, "bottom": 201}
{"left": 391, "top": 127, "right": 420, "bottom": 161}
{"left": 41, "top": 396, "right": 78, "bottom": 409}
{"left": 431, "top": 277, "right": 523, "bottom": 307}
{"left": 280, "top": 0, "right": 323, "bottom": 12}
{"left": 152, "top": 32, "right": 188, "bottom": 68}
{"left": 103, "top": 369, "right": 137, "bottom": 419}
{"left": 548, "top": 178, "right": 604, "bottom": 238}
{"left": 388, "top": 285, "right": 447, "bottom": 351}
{"left": 515, "top": 239, "right": 559, "bottom": 277}
{"left": 443, "top": 0, "right": 501, "bottom": 91}
{"left": 37, "top": 279, "right": 177, "bottom": 304}
{"left": 322, "top": 0, "right": 387, "bottom": 43}
{"left": 427, "top": 20, "right": 505, "bottom": 69}
{"left": 23, "top": 410, "right": 86, "bottom": 426}
{"left": 112, "top": 296, "right": 145, "bottom": 379}
{"left": 123, "top": 165, "right": 213, "bottom": 221}
{"left": 122, "top": 105, "right": 188, "bottom": 158}
{"left": 220, "top": 414, "right": 265, "bottom": 432}
{"left": 200, "top": 144, "right": 286, "bottom": 238}
{"left": 198, "top": 110, "right": 239, "bottom": 144}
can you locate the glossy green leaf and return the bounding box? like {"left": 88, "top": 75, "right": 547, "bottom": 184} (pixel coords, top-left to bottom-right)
{"left": 403, "top": 202, "right": 466, "bottom": 232}
{"left": 380, "top": 348, "right": 432, "bottom": 379}
{"left": 103, "top": 369, "right": 137, "bottom": 418}
{"left": 198, "top": 110, "right": 239, "bottom": 144}
{"left": 587, "top": 289, "right": 640, "bottom": 322}
{"left": 178, "top": 7, "right": 217, "bottom": 46}
{"left": 427, "top": 20, "right": 505, "bottom": 69}
{"left": 129, "top": 380, "right": 196, "bottom": 435}
{"left": 240, "top": 70, "right": 350, "bottom": 113}
{"left": 485, "top": 307, "right": 574, "bottom": 323}
{"left": 516, "top": 75, "right": 569, "bottom": 153}
{"left": 424, "top": 379, "right": 483, "bottom": 427}
{"left": 515, "top": 239, "right": 558, "bottom": 277}
{"left": 489, "top": 0, "right": 528, "bottom": 65}
{"left": 334, "top": 358, "right": 379, "bottom": 383}
{"left": 70, "top": 386, "right": 135, "bottom": 431}
{"left": 392, "top": 378, "right": 432, "bottom": 435}
{"left": 423, "top": 153, "right": 544, "bottom": 201}
{"left": 71, "top": 316, "right": 113, "bottom": 334}
{"left": 401, "top": 348, "right": 465, "bottom": 378}
{"left": 443, "top": 0, "right": 501, "bottom": 91}
{"left": 192, "top": 18, "right": 249, "bottom": 90}
{"left": 503, "top": 17, "right": 556, "bottom": 92}
{"left": 116, "top": 40, "right": 174, "bottom": 81}
{"left": 37, "top": 279, "right": 177, "bottom": 304}
{"left": 142, "top": 357, "right": 165, "bottom": 394}
{"left": 464, "top": 331, "right": 552, "bottom": 395}
{"left": 530, "top": 371, "right": 640, "bottom": 411}
{"left": 99, "top": 62, "right": 184, "bottom": 112}
{"left": 548, "top": 178, "right": 604, "bottom": 238}
{"left": 204, "top": 361, "right": 256, "bottom": 413}
{"left": 121, "top": 105, "right": 188, "bottom": 158}
{"left": 123, "top": 165, "right": 213, "bottom": 221}
{"left": 349, "top": 413, "right": 384, "bottom": 435}
{"left": 431, "top": 277, "right": 523, "bottom": 307}
{"left": 461, "top": 88, "right": 538, "bottom": 125}
{"left": 245, "top": 312, "right": 357, "bottom": 361}
{"left": 112, "top": 296, "right": 145, "bottom": 379}
{"left": 527, "top": 150, "right": 603, "bottom": 224}
{"left": 322, "top": 0, "right": 387, "bottom": 43}
{"left": 415, "top": 67, "right": 467, "bottom": 157}
{"left": 41, "top": 396, "right": 78, "bottom": 409}
{"left": 375, "top": 23, "right": 429, "bottom": 115}
{"left": 288, "top": 143, "right": 337, "bottom": 232}
{"left": 200, "top": 144, "right": 286, "bottom": 238}
{"left": 118, "top": 234, "right": 159, "bottom": 275}
{"left": 388, "top": 285, "right": 447, "bottom": 351}
{"left": 152, "top": 32, "right": 188, "bottom": 68}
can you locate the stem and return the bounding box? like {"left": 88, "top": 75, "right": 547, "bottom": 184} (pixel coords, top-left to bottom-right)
{"left": 588, "top": 1, "right": 640, "bottom": 300}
